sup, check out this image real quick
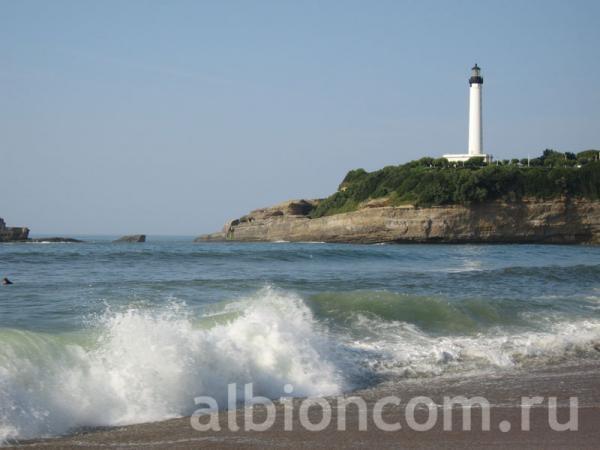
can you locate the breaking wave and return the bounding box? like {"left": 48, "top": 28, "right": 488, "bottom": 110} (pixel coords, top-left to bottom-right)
{"left": 2, "top": 287, "right": 600, "bottom": 442}
{"left": 0, "top": 289, "right": 341, "bottom": 442}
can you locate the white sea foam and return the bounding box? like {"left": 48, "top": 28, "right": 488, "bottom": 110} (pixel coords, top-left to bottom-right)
{"left": 343, "top": 314, "right": 600, "bottom": 378}
{"left": 0, "top": 288, "right": 342, "bottom": 442}
{"left": 2, "top": 287, "right": 600, "bottom": 442}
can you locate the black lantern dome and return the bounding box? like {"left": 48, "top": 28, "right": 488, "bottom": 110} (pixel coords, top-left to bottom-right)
{"left": 469, "top": 64, "right": 483, "bottom": 85}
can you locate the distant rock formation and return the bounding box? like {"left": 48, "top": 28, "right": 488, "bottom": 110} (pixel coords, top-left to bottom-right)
{"left": 195, "top": 198, "right": 600, "bottom": 245}
{"left": 114, "top": 234, "right": 146, "bottom": 243}
{"left": 29, "top": 237, "right": 83, "bottom": 243}
{"left": 0, "top": 218, "right": 29, "bottom": 242}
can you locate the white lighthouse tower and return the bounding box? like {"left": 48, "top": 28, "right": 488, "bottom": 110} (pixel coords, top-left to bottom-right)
{"left": 468, "top": 64, "right": 483, "bottom": 156}
{"left": 444, "top": 64, "right": 491, "bottom": 163}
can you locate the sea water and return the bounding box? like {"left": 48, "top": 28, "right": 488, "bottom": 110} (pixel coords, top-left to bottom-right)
{"left": 0, "top": 238, "right": 599, "bottom": 440}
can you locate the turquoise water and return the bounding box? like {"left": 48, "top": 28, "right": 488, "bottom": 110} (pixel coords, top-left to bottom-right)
{"left": 1, "top": 239, "right": 599, "bottom": 440}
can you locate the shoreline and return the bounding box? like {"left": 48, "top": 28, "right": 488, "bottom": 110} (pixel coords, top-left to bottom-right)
{"left": 8, "top": 361, "right": 600, "bottom": 449}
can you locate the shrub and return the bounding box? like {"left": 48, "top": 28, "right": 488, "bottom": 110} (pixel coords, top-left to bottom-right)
{"left": 309, "top": 151, "right": 600, "bottom": 218}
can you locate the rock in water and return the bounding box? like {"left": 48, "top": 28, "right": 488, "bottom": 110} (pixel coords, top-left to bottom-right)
{"left": 29, "top": 237, "right": 83, "bottom": 243}
{"left": 0, "top": 217, "right": 30, "bottom": 242}
{"left": 114, "top": 234, "right": 146, "bottom": 243}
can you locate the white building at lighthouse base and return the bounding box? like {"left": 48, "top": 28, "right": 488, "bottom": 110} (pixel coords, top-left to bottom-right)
{"left": 442, "top": 153, "right": 492, "bottom": 163}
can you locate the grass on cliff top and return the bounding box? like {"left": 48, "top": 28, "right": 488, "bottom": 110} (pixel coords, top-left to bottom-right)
{"left": 309, "top": 149, "right": 600, "bottom": 218}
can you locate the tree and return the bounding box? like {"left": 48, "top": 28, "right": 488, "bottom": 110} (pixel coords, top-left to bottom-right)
{"left": 339, "top": 168, "right": 367, "bottom": 190}
{"left": 541, "top": 149, "right": 565, "bottom": 167}
{"left": 529, "top": 158, "right": 543, "bottom": 167}
{"left": 464, "top": 157, "right": 486, "bottom": 169}
{"left": 565, "top": 152, "right": 576, "bottom": 161}
{"left": 432, "top": 157, "right": 449, "bottom": 168}
{"left": 341, "top": 168, "right": 367, "bottom": 184}
{"left": 417, "top": 157, "right": 435, "bottom": 167}
{"left": 578, "top": 150, "right": 600, "bottom": 163}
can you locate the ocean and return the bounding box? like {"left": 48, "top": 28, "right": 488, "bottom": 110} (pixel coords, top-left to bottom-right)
{"left": 1, "top": 238, "right": 599, "bottom": 441}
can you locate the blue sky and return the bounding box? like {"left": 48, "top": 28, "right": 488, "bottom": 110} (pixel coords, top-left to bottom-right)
{"left": 1, "top": 0, "right": 599, "bottom": 235}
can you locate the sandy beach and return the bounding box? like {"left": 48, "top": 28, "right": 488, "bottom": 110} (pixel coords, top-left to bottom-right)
{"left": 7, "top": 360, "right": 599, "bottom": 449}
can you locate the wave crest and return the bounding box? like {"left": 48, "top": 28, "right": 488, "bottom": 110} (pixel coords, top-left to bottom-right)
{"left": 0, "top": 288, "right": 342, "bottom": 441}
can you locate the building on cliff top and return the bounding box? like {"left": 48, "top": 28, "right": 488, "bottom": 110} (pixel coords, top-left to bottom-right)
{"left": 443, "top": 64, "right": 492, "bottom": 163}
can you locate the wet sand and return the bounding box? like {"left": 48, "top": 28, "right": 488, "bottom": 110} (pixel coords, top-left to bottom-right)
{"left": 8, "top": 361, "right": 600, "bottom": 449}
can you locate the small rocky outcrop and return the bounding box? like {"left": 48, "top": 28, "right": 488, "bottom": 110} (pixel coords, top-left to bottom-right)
{"left": 0, "top": 218, "right": 29, "bottom": 242}
{"left": 114, "top": 234, "right": 146, "bottom": 243}
{"left": 29, "top": 237, "right": 83, "bottom": 243}
{"left": 195, "top": 198, "right": 600, "bottom": 245}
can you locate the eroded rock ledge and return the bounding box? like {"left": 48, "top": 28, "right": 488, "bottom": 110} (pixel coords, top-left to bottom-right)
{"left": 195, "top": 198, "right": 600, "bottom": 244}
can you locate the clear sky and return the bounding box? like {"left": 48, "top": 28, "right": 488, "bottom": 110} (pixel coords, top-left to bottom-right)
{"left": 1, "top": 0, "right": 599, "bottom": 235}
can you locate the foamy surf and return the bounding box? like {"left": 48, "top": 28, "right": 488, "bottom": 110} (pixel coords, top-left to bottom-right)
{"left": 2, "top": 286, "right": 600, "bottom": 442}
{"left": 0, "top": 288, "right": 342, "bottom": 442}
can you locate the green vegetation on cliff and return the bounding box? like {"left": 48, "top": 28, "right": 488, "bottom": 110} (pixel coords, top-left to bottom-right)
{"left": 310, "top": 150, "right": 600, "bottom": 218}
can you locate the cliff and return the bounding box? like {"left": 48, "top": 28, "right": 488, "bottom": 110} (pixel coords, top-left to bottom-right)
{"left": 0, "top": 218, "right": 29, "bottom": 242}
{"left": 195, "top": 198, "right": 600, "bottom": 244}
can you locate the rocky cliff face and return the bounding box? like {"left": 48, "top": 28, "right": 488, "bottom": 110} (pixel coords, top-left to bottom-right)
{"left": 195, "top": 198, "right": 600, "bottom": 244}
{"left": 0, "top": 218, "right": 29, "bottom": 242}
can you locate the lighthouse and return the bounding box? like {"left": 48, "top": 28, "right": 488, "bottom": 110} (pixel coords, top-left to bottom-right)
{"left": 443, "top": 64, "right": 491, "bottom": 163}
{"left": 468, "top": 64, "right": 483, "bottom": 156}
